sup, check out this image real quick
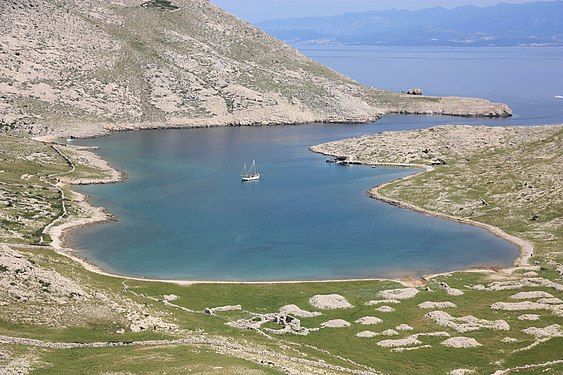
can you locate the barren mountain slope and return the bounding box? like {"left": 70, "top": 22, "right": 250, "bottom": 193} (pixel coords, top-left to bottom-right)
{"left": 0, "top": 0, "right": 510, "bottom": 137}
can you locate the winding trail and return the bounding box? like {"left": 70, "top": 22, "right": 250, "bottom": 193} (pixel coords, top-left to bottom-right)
{"left": 39, "top": 145, "right": 76, "bottom": 244}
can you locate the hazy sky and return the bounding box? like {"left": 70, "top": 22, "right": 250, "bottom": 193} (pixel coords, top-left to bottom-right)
{"left": 211, "top": 0, "right": 541, "bottom": 22}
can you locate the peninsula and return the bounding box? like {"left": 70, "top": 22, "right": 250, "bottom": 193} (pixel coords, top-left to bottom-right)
{"left": 1, "top": 0, "right": 509, "bottom": 138}
{"left": 0, "top": 0, "right": 561, "bottom": 374}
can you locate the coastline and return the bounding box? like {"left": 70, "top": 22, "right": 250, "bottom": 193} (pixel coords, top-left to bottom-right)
{"left": 31, "top": 92, "right": 512, "bottom": 140}
{"left": 36, "top": 131, "right": 535, "bottom": 288}
{"left": 312, "top": 150, "right": 534, "bottom": 269}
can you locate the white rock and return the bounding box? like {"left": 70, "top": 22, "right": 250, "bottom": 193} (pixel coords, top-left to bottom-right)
{"left": 379, "top": 329, "right": 399, "bottom": 336}
{"left": 426, "top": 311, "right": 509, "bottom": 332}
{"left": 320, "top": 319, "right": 350, "bottom": 328}
{"left": 309, "top": 294, "right": 353, "bottom": 310}
{"left": 449, "top": 369, "right": 476, "bottom": 375}
{"left": 162, "top": 294, "right": 178, "bottom": 302}
{"left": 518, "top": 314, "right": 540, "bottom": 321}
{"left": 377, "top": 337, "right": 421, "bottom": 348}
{"left": 356, "top": 330, "right": 377, "bottom": 338}
{"left": 379, "top": 288, "right": 419, "bottom": 300}
{"left": 396, "top": 324, "right": 414, "bottom": 331}
{"left": 538, "top": 297, "right": 563, "bottom": 304}
{"left": 522, "top": 324, "right": 563, "bottom": 339}
{"left": 375, "top": 306, "right": 395, "bottom": 313}
{"left": 510, "top": 291, "right": 553, "bottom": 300}
{"left": 355, "top": 316, "right": 383, "bottom": 325}
{"left": 491, "top": 301, "right": 561, "bottom": 313}
{"left": 279, "top": 304, "right": 322, "bottom": 318}
{"left": 441, "top": 337, "right": 482, "bottom": 348}
{"left": 209, "top": 305, "right": 241, "bottom": 313}
{"left": 418, "top": 301, "right": 457, "bottom": 309}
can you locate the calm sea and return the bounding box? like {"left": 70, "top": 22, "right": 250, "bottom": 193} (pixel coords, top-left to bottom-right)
{"left": 69, "top": 46, "right": 563, "bottom": 281}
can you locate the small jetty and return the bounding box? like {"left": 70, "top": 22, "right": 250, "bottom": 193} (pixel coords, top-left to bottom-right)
{"left": 326, "top": 156, "right": 360, "bottom": 165}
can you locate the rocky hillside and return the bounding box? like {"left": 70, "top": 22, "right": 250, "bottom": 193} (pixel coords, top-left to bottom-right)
{"left": 0, "top": 0, "right": 510, "bottom": 137}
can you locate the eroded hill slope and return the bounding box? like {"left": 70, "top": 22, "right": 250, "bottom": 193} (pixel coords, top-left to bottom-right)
{"left": 0, "top": 0, "right": 510, "bottom": 137}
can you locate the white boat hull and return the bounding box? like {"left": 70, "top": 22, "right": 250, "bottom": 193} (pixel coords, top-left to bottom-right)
{"left": 242, "top": 173, "right": 260, "bottom": 181}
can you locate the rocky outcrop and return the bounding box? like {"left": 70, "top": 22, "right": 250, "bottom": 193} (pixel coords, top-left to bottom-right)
{"left": 406, "top": 88, "right": 423, "bottom": 95}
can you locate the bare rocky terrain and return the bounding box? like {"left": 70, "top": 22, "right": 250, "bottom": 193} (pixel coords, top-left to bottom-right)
{"left": 1, "top": 0, "right": 510, "bottom": 138}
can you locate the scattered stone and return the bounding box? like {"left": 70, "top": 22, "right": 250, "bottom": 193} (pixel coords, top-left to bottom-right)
{"left": 320, "top": 319, "right": 350, "bottom": 328}
{"left": 207, "top": 305, "right": 241, "bottom": 314}
{"left": 377, "top": 337, "right": 422, "bottom": 348}
{"left": 129, "top": 313, "right": 177, "bottom": 333}
{"left": 375, "top": 306, "right": 395, "bottom": 313}
{"left": 518, "top": 314, "right": 540, "bottom": 321}
{"left": 441, "top": 337, "right": 482, "bottom": 348}
{"left": 449, "top": 369, "right": 476, "bottom": 374}
{"left": 418, "top": 301, "right": 457, "bottom": 309}
{"left": 538, "top": 297, "right": 563, "bottom": 304}
{"left": 355, "top": 316, "right": 383, "bottom": 325}
{"left": 522, "top": 271, "right": 539, "bottom": 277}
{"left": 228, "top": 313, "right": 317, "bottom": 336}
{"left": 279, "top": 304, "right": 321, "bottom": 318}
{"left": 379, "top": 329, "right": 399, "bottom": 336}
{"left": 162, "top": 294, "right": 178, "bottom": 302}
{"left": 378, "top": 287, "right": 419, "bottom": 300}
{"left": 510, "top": 291, "right": 553, "bottom": 300}
{"left": 522, "top": 324, "right": 563, "bottom": 339}
{"left": 0, "top": 244, "right": 89, "bottom": 304}
{"left": 426, "top": 311, "right": 509, "bottom": 332}
{"left": 439, "top": 282, "right": 464, "bottom": 296}
{"left": 356, "top": 330, "right": 377, "bottom": 338}
{"left": 491, "top": 301, "right": 563, "bottom": 316}
{"left": 358, "top": 329, "right": 401, "bottom": 337}
{"left": 309, "top": 294, "right": 353, "bottom": 310}
{"left": 396, "top": 324, "right": 414, "bottom": 331}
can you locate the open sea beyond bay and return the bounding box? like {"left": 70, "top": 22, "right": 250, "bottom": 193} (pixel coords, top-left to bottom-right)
{"left": 69, "top": 46, "right": 563, "bottom": 281}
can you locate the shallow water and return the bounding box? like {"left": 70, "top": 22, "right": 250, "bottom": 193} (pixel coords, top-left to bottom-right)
{"left": 68, "top": 46, "right": 563, "bottom": 281}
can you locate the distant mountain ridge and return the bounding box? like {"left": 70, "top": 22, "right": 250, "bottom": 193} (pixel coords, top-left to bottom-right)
{"left": 258, "top": 1, "right": 563, "bottom": 46}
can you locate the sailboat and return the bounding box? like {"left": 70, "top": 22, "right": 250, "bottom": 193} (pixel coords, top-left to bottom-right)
{"left": 241, "top": 160, "right": 260, "bottom": 181}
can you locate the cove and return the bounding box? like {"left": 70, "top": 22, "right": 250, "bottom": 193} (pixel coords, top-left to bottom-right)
{"left": 69, "top": 123, "right": 518, "bottom": 281}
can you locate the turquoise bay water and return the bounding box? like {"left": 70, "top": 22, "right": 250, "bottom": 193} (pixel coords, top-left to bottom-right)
{"left": 69, "top": 46, "right": 563, "bottom": 281}
{"left": 70, "top": 124, "right": 517, "bottom": 280}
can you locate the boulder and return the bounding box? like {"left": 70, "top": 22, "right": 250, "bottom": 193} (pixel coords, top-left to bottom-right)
{"left": 406, "top": 88, "right": 423, "bottom": 95}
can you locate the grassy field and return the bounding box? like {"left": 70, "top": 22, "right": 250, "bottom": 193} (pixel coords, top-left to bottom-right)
{"left": 1, "top": 129, "right": 562, "bottom": 374}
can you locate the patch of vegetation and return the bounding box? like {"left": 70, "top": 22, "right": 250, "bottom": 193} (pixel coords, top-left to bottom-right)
{"left": 141, "top": 0, "right": 180, "bottom": 11}
{"left": 0, "top": 120, "right": 17, "bottom": 132}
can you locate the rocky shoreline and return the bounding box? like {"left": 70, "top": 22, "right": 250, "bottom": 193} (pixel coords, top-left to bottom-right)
{"left": 36, "top": 124, "right": 552, "bottom": 286}
{"left": 311, "top": 124, "right": 562, "bottom": 276}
